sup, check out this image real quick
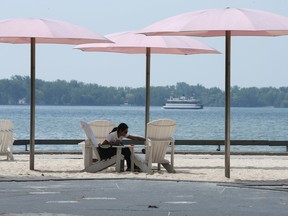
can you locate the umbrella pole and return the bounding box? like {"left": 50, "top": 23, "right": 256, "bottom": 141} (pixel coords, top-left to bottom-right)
{"left": 30, "top": 38, "right": 36, "bottom": 170}
{"left": 145, "top": 47, "right": 151, "bottom": 137}
{"left": 225, "top": 31, "right": 231, "bottom": 178}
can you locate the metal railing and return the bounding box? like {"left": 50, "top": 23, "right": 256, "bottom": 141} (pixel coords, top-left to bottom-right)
{"left": 13, "top": 139, "right": 288, "bottom": 153}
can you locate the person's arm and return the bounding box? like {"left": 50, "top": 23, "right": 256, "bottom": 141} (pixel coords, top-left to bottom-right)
{"left": 101, "top": 139, "right": 121, "bottom": 147}
{"left": 127, "top": 134, "right": 146, "bottom": 141}
{"left": 101, "top": 139, "right": 110, "bottom": 146}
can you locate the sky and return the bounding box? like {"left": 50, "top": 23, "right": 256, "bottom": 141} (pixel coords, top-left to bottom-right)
{"left": 0, "top": 0, "right": 287, "bottom": 90}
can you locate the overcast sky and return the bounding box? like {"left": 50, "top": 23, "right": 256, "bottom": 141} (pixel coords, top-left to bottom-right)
{"left": 0, "top": 0, "right": 287, "bottom": 90}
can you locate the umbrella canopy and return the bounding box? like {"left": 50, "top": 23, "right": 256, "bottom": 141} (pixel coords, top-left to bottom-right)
{"left": 75, "top": 31, "right": 219, "bottom": 54}
{"left": 0, "top": 18, "right": 111, "bottom": 43}
{"left": 139, "top": 7, "right": 288, "bottom": 36}
{"left": 139, "top": 7, "right": 288, "bottom": 178}
{"left": 74, "top": 31, "right": 220, "bottom": 135}
{"left": 0, "top": 18, "right": 112, "bottom": 170}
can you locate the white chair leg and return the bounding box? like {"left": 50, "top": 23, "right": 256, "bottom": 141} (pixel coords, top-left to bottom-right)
{"left": 84, "top": 144, "right": 93, "bottom": 168}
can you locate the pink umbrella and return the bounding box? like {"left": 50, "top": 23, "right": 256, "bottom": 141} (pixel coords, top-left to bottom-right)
{"left": 74, "top": 31, "right": 220, "bottom": 135}
{"left": 75, "top": 31, "right": 219, "bottom": 54}
{"left": 0, "top": 18, "right": 112, "bottom": 170}
{"left": 139, "top": 7, "right": 288, "bottom": 178}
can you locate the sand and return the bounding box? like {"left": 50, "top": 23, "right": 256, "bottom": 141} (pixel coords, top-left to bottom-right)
{"left": 1, "top": 153, "right": 288, "bottom": 183}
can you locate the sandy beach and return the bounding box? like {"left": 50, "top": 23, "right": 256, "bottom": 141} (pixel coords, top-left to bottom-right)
{"left": 1, "top": 153, "right": 288, "bottom": 183}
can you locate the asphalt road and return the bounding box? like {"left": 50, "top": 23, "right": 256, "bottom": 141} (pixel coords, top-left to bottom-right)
{"left": 0, "top": 179, "right": 287, "bottom": 216}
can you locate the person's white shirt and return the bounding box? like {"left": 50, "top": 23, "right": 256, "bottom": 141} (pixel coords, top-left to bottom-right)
{"left": 101, "top": 131, "right": 129, "bottom": 149}
{"left": 107, "top": 131, "right": 129, "bottom": 143}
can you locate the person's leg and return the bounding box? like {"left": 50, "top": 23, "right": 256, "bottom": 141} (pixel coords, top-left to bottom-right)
{"left": 122, "top": 147, "right": 141, "bottom": 171}
{"left": 98, "top": 147, "right": 116, "bottom": 160}
{"left": 121, "top": 147, "right": 131, "bottom": 169}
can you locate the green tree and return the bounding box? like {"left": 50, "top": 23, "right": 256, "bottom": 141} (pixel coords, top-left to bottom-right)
{"left": 1, "top": 76, "right": 288, "bottom": 107}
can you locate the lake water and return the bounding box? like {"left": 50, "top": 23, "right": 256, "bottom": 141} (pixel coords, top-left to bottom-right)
{"left": 1, "top": 105, "right": 287, "bottom": 152}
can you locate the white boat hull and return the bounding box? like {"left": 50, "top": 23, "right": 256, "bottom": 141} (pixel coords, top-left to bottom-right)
{"left": 162, "top": 96, "right": 203, "bottom": 109}
{"left": 162, "top": 104, "right": 203, "bottom": 109}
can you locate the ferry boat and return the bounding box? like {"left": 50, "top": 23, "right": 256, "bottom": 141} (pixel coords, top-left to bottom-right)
{"left": 162, "top": 96, "right": 203, "bottom": 109}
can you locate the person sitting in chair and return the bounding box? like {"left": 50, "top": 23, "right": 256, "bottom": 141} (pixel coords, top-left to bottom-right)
{"left": 99, "top": 122, "right": 145, "bottom": 171}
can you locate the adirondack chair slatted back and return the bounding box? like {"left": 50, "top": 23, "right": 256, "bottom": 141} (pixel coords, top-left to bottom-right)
{"left": 80, "top": 121, "right": 102, "bottom": 160}
{"left": 80, "top": 120, "right": 115, "bottom": 161}
{"left": 146, "top": 119, "right": 176, "bottom": 163}
{"left": 0, "top": 120, "right": 14, "bottom": 160}
{"left": 88, "top": 120, "right": 115, "bottom": 145}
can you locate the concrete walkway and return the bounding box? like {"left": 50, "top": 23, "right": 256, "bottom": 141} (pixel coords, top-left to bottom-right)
{"left": 0, "top": 179, "right": 287, "bottom": 216}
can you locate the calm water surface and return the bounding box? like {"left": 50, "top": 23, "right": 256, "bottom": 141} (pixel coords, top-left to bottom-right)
{"left": 1, "top": 105, "right": 287, "bottom": 151}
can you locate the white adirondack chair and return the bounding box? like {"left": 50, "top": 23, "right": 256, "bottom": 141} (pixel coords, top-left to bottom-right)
{"left": 80, "top": 120, "right": 121, "bottom": 172}
{"left": 79, "top": 120, "right": 115, "bottom": 161}
{"left": 134, "top": 119, "right": 176, "bottom": 173}
{"left": 0, "top": 119, "right": 14, "bottom": 160}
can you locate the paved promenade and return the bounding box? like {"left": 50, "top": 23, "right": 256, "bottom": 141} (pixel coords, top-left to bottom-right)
{"left": 0, "top": 179, "right": 287, "bottom": 216}
{"left": 1, "top": 153, "right": 288, "bottom": 215}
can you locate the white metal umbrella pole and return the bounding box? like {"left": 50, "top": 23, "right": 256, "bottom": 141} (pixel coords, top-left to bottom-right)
{"left": 145, "top": 47, "right": 151, "bottom": 137}
{"left": 225, "top": 31, "right": 231, "bottom": 178}
{"left": 30, "top": 38, "right": 36, "bottom": 170}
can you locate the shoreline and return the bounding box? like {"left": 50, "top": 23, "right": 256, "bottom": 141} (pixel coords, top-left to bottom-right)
{"left": 1, "top": 153, "right": 287, "bottom": 183}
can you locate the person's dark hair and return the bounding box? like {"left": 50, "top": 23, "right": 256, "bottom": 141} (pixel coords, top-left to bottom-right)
{"left": 109, "top": 127, "right": 118, "bottom": 134}
{"left": 117, "top": 123, "right": 128, "bottom": 132}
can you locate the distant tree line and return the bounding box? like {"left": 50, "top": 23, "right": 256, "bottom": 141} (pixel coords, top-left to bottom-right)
{"left": 0, "top": 75, "right": 288, "bottom": 107}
